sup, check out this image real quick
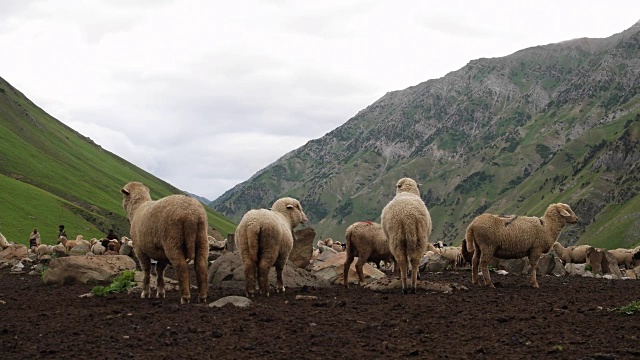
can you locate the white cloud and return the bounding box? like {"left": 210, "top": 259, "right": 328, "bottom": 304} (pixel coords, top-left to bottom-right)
{"left": 0, "top": 0, "right": 639, "bottom": 199}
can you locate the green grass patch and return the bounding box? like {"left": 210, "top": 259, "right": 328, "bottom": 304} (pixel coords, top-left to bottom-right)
{"left": 91, "top": 270, "right": 136, "bottom": 296}
{"left": 617, "top": 300, "right": 640, "bottom": 315}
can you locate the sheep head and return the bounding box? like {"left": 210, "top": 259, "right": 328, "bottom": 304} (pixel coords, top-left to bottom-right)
{"left": 271, "top": 197, "right": 307, "bottom": 228}
{"left": 395, "top": 177, "right": 420, "bottom": 196}
{"left": 550, "top": 203, "right": 579, "bottom": 224}
{"left": 121, "top": 181, "right": 153, "bottom": 217}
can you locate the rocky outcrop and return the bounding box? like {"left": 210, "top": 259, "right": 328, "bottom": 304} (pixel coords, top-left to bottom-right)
{"left": 42, "top": 255, "right": 136, "bottom": 285}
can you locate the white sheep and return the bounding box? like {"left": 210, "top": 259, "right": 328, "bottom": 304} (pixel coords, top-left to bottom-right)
{"left": 466, "top": 203, "right": 579, "bottom": 288}
{"left": 90, "top": 238, "right": 106, "bottom": 255}
{"left": 608, "top": 248, "right": 638, "bottom": 269}
{"left": 552, "top": 242, "right": 590, "bottom": 264}
{"left": 121, "top": 181, "right": 209, "bottom": 304}
{"left": 236, "top": 197, "right": 307, "bottom": 297}
{"left": 381, "top": 177, "right": 432, "bottom": 294}
{"left": 343, "top": 221, "right": 396, "bottom": 288}
{"left": 0, "top": 231, "right": 9, "bottom": 249}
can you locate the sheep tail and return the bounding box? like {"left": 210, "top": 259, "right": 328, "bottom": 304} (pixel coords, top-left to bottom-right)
{"left": 184, "top": 218, "right": 202, "bottom": 262}
{"left": 344, "top": 226, "right": 353, "bottom": 253}
{"left": 465, "top": 226, "right": 475, "bottom": 254}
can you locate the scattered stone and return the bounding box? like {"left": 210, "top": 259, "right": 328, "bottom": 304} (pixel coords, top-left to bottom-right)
{"left": 364, "top": 277, "right": 468, "bottom": 293}
{"left": 295, "top": 295, "right": 318, "bottom": 300}
{"left": 208, "top": 296, "right": 252, "bottom": 308}
{"left": 79, "top": 293, "right": 94, "bottom": 298}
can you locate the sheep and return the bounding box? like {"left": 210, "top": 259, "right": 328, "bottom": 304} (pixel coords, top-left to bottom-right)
{"left": 90, "top": 239, "right": 106, "bottom": 255}
{"left": 75, "top": 235, "right": 91, "bottom": 249}
{"left": 343, "top": 221, "right": 396, "bottom": 288}
{"left": 381, "top": 177, "right": 433, "bottom": 294}
{"left": 466, "top": 203, "right": 579, "bottom": 288}
{"left": 551, "top": 242, "right": 590, "bottom": 264}
{"left": 608, "top": 248, "right": 638, "bottom": 269}
{"left": 121, "top": 181, "right": 209, "bottom": 304}
{"left": 35, "top": 244, "right": 54, "bottom": 258}
{"left": 461, "top": 238, "right": 473, "bottom": 266}
{"left": 435, "top": 246, "right": 465, "bottom": 269}
{"left": 58, "top": 236, "right": 78, "bottom": 253}
{"left": 0, "top": 231, "right": 9, "bottom": 249}
{"left": 236, "top": 197, "right": 307, "bottom": 298}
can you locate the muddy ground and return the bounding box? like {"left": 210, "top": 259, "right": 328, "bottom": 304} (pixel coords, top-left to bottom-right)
{"left": 1, "top": 264, "right": 640, "bottom": 360}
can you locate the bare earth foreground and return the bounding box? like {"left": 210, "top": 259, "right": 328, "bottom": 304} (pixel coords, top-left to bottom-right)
{"left": 2, "top": 264, "right": 640, "bottom": 360}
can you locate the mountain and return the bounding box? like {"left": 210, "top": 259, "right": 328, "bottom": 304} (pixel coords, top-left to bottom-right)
{"left": 185, "top": 192, "right": 211, "bottom": 206}
{"left": 212, "top": 21, "right": 640, "bottom": 249}
{"left": 0, "top": 76, "right": 236, "bottom": 245}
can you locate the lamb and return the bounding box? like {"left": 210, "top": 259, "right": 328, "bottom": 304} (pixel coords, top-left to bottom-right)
{"left": 121, "top": 181, "right": 209, "bottom": 304}
{"left": 58, "top": 236, "right": 78, "bottom": 253}
{"left": 0, "top": 231, "right": 9, "bottom": 249}
{"left": 75, "top": 235, "right": 92, "bottom": 249}
{"left": 35, "top": 244, "right": 54, "bottom": 258}
{"left": 466, "top": 203, "right": 579, "bottom": 288}
{"left": 435, "top": 246, "right": 464, "bottom": 269}
{"left": 236, "top": 197, "right": 307, "bottom": 297}
{"left": 551, "top": 242, "right": 590, "bottom": 264}
{"left": 381, "top": 177, "right": 432, "bottom": 294}
{"left": 343, "top": 221, "right": 396, "bottom": 288}
{"left": 90, "top": 239, "right": 106, "bottom": 255}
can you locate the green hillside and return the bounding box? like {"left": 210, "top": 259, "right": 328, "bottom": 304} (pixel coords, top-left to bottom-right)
{"left": 0, "top": 77, "right": 236, "bottom": 245}
{"left": 212, "top": 22, "right": 640, "bottom": 250}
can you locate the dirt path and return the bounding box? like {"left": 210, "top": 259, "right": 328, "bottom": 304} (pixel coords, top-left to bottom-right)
{"left": 1, "top": 266, "right": 639, "bottom": 359}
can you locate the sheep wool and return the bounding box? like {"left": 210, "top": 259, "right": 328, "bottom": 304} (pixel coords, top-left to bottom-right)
{"left": 466, "top": 203, "right": 579, "bottom": 288}
{"left": 343, "top": 221, "right": 396, "bottom": 288}
{"left": 236, "top": 197, "right": 307, "bottom": 298}
{"left": 381, "top": 178, "right": 432, "bottom": 294}
{"left": 121, "top": 181, "right": 209, "bottom": 304}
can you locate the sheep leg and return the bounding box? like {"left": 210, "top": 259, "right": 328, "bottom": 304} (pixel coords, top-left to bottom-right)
{"left": 471, "top": 248, "right": 481, "bottom": 286}
{"left": 409, "top": 257, "right": 420, "bottom": 294}
{"left": 343, "top": 253, "right": 355, "bottom": 288}
{"left": 528, "top": 253, "right": 541, "bottom": 288}
{"left": 396, "top": 256, "right": 408, "bottom": 294}
{"left": 355, "top": 257, "right": 368, "bottom": 287}
{"left": 479, "top": 250, "right": 495, "bottom": 288}
{"left": 195, "top": 251, "right": 208, "bottom": 304}
{"left": 258, "top": 258, "right": 272, "bottom": 297}
{"left": 171, "top": 257, "right": 191, "bottom": 304}
{"left": 243, "top": 259, "right": 257, "bottom": 298}
{"left": 274, "top": 256, "right": 286, "bottom": 293}
{"left": 155, "top": 259, "right": 169, "bottom": 298}
{"left": 138, "top": 252, "right": 152, "bottom": 299}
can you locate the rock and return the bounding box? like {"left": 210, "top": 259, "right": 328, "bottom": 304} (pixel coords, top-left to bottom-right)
{"left": 119, "top": 244, "right": 135, "bottom": 257}
{"left": 331, "top": 243, "right": 344, "bottom": 253}
{"left": 364, "top": 277, "right": 468, "bottom": 293}
{"left": 603, "top": 252, "right": 624, "bottom": 279}
{"left": 289, "top": 228, "right": 315, "bottom": 268}
{"left": 295, "top": 295, "right": 318, "bottom": 300}
{"left": 130, "top": 270, "right": 188, "bottom": 293}
{"left": 497, "top": 258, "right": 531, "bottom": 275}
{"left": 586, "top": 248, "right": 623, "bottom": 279}
{"left": 0, "top": 245, "right": 28, "bottom": 261}
{"left": 309, "top": 251, "right": 385, "bottom": 285}
{"left": 209, "top": 296, "right": 252, "bottom": 308}
{"left": 318, "top": 245, "right": 337, "bottom": 255}
{"left": 419, "top": 253, "right": 450, "bottom": 273}
{"left": 207, "top": 252, "right": 330, "bottom": 291}
{"left": 42, "top": 255, "right": 136, "bottom": 285}
{"left": 69, "top": 244, "right": 91, "bottom": 256}
{"left": 38, "top": 255, "right": 52, "bottom": 265}
{"left": 10, "top": 262, "right": 25, "bottom": 273}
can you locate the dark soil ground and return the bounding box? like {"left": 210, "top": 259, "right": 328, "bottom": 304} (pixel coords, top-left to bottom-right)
{"left": 1, "top": 264, "right": 640, "bottom": 360}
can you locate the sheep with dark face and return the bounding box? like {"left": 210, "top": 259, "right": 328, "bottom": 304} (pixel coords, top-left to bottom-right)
{"left": 466, "top": 203, "right": 579, "bottom": 288}
{"left": 121, "top": 181, "right": 209, "bottom": 304}
{"left": 236, "top": 197, "right": 307, "bottom": 297}
{"left": 381, "top": 178, "right": 432, "bottom": 294}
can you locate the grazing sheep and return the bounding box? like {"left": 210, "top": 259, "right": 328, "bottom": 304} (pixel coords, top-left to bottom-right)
{"left": 608, "top": 248, "right": 638, "bottom": 269}
{"left": 236, "top": 197, "right": 307, "bottom": 298}
{"left": 343, "top": 221, "right": 396, "bottom": 288}
{"left": 121, "top": 181, "right": 209, "bottom": 304}
{"left": 35, "top": 244, "right": 54, "bottom": 258}
{"left": 58, "top": 236, "right": 79, "bottom": 253}
{"left": 381, "top": 178, "right": 432, "bottom": 294}
{"left": 466, "top": 203, "right": 579, "bottom": 288}
{"left": 0, "top": 232, "right": 9, "bottom": 249}
{"left": 551, "top": 242, "right": 590, "bottom": 264}
{"left": 90, "top": 239, "right": 106, "bottom": 255}
{"left": 435, "top": 246, "right": 464, "bottom": 269}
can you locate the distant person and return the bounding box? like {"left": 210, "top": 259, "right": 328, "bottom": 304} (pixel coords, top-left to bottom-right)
{"left": 106, "top": 229, "right": 118, "bottom": 240}
{"left": 29, "top": 228, "right": 41, "bottom": 249}
{"left": 58, "top": 224, "right": 67, "bottom": 239}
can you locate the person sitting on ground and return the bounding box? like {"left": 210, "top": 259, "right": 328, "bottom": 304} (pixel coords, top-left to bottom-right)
{"left": 29, "top": 228, "right": 41, "bottom": 249}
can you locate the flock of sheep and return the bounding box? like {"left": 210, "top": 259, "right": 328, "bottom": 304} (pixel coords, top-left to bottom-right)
{"left": 109, "top": 176, "right": 604, "bottom": 303}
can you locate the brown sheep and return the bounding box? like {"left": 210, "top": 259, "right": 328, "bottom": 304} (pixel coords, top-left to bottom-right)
{"left": 236, "top": 197, "right": 307, "bottom": 297}
{"left": 121, "top": 181, "right": 209, "bottom": 304}
{"left": 466, "top": 203, "right": 579, "bottom": 288}
{"left": 343, "top": 221, "right": 396, "bottom": 288}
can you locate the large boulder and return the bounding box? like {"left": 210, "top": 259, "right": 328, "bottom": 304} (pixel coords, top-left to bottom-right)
{"left": 536, "top": 253, "right": 567, "bottom": 276}
{"left": 42, "top": 255, "right": 136, "bottom": 285}
{"left": 207, "top": 252, "right": 330, "bottom": 290}
{"left": 0, "top": 244, "right": 28, "bottom": 261}
{"left": 308, "top": 251, "right": 385, "bottom": 285}
{"left": 586, "top": 248, "right": 624, "bottom": 279}
{"left": 289, "top": 228, "right": 315, "bottom": 268}
{"left": 419, "top": 253, "right": 451, "bottom": 273}
{"left": 69, "top": 244, "right": 91, "bottom": 256}
{"left": 498, "top": 258, "right": 531, "bottom": 275}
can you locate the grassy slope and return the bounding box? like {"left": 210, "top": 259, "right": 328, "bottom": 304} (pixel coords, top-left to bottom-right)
{"left": 0, "top": 78, "right": 235, "bottom": 244}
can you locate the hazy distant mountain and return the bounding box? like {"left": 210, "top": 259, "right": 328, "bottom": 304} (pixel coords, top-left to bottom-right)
{"left": 212, "top": 21, "right": 640, "bottom": 249}
{"left": 185, "top": 192, "right": 211, "bottom": 206}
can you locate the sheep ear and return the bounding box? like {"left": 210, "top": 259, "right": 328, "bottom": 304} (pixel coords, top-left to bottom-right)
{"left": 558, "top": 208, "right": 571, "bottom": 217}
{"left": 286, "top": 204, "right": 294, "bottom": 209}
{"left": 121, "top": 188, "right": 130, "bottom": 196}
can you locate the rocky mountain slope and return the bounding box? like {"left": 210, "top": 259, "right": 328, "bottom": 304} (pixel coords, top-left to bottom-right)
{"left": 212, "top": 21, "right": 640, "bottom": 248}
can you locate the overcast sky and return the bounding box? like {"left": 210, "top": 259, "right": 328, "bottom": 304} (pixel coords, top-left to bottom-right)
{"left": 0, "top": 1, "right": 638, "bottom": 200}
